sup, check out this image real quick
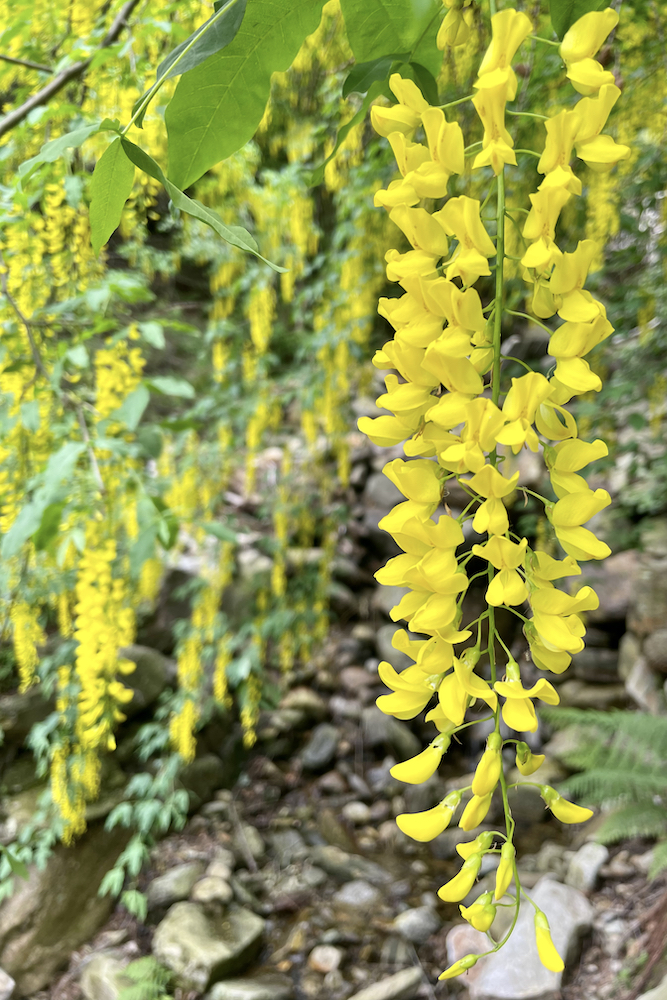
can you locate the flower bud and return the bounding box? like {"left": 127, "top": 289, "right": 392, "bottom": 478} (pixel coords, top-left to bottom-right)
{"left": 540, "top": 785, "right": 593, "bottom": 823}
{"left": 460, "top": 890, "right": 497, "bottom": 932}
{"left": 459, "top": 791, "right": 493, "bottom": 831}
{"left": 494, "top": 840, "right": 515, "bottom": 900}
{"left": 390, "top": 738, "right": 448, "bottom": 784}
{"left": 515, "top": 741, "right": 545, "bottom": 776}
{"left": 396, "top": 790, "right": 462, "bottom": 842}
{"left": 535, "top": 910, "right": 564, "bottom": 972}
{"left": 438, "top": 952, "right": 479, "bottom": 980}
{"left": 438, "top": 852, "right": 482, "bottom": 902}
{"left": 472, "top": 731, "right": 503, "bottom": 796}
{"left": 457, "top": 829, "right": 494, "bottom": 860}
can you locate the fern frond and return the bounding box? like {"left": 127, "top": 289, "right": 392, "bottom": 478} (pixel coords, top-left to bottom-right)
{"left": 649, "top": 840, "right": 667, "bottom": 880}
{"left": 596, "top": 804, "right": 667, "bottom": 844}
{"left": 562, "top": 768, "right": 667, "bottom": 804}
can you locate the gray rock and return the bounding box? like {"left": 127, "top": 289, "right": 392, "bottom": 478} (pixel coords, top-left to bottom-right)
{"left": 459, "top": 877, "right": 593, "bottom": 999}
{"left": 571, "top": 647, "right": 619, "bottom": 683}
{"left": 300, "top": 723, "right": 340, "bottom": 771}
{"left": 361, "top": 707, "right": 421, "bottom": 760}
{"left": 0, "top": 687, "right": 51, "bottom": 747}
{"left": 152, "top": 902, "right": 265, "bottom": 991}
{"left": 309, "top": 845, "right": 391, "bottom": 885}
{"left": 80, "top": 952, "right": 131, "bottom": 1000}
{"left": 346, "top": 967, "right": 423, "bottom": 1000}
{"left": 637, "top": 973, "right": 667, "bottom": 1000}
{"left": 342, "top": 801, "right": 371, "bottom": 825}
{"left": 333, "top": 880, "right": 382, "bottom": 912}
{"left": 308, "top": 944, "right": 344, "bottom": 972}
{"left": 191, "top": 877, "right": 234, "bottom": 905}
{"left": 618, "top": 631, "right": 642, "bottom": 681}
{"left": 371, "top": 586, "right": 410, "bottom": 619}
{"left": 206, "top": 972, "right": 294, "bottom": 1000}
{"left": 270, "top": 829, "right": 307, "bottom": 867}
{"left": 626, "top": 656, "right": 663, "bottom": 713}
{"left": 644, "top": 629, "right": 667, "bottom": 672}
{"left": 393, "top": 906, "right": 441, "bottom": 944}
{"left": 375, "top": 625, "right": 417, "bottom": 672}
{"left": 363, "top": 472, "right": 403, "bottom": 510}
{"left": 180, "top": 754, "right": 231, "bottom": 809}
{"left": 640, "top": 519, "right": 667, "bottom": 558}
{"left": 565, "top": 843, "right": 609, "bottom": 891}
{"left": 0, "top": 824, "right": 129, "bottom": 996}
{"left": 147, "top": 862, "right": 206, "bottom": 910}
{"left": 278, "top": 688, "right": 326, "bottom": 723}
{"left": 557, "top": 679, "right": 628, "bottom": 709}
{"left": 580, "top": 549, "right": 638, "bottom": 625}
{"left": 233, "top": 824, "right": 265, "bottom": 863}
{"left": 118, "top": 644, "right": 173, "bottom": 714}
{"left": 0, "top": 967, "right": 14, "bottom": 1000}
{"left": 600, "top": 917, "right": 628, "bottom": 958}
{"left": 629, "top": 550, "right": 667, "bottom": 637}
{"left": 271, "top": 864, "right": 327, "bottom": 897}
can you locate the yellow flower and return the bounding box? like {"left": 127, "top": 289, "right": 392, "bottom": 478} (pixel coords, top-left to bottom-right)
{"left": 515, "top": 741, "right": 545, "bottom": 776}
{"left": 472, "top": 84, "right": 517, "bottom": 175}
{"left": 537, "top": 110, "right": 582, "bottom": 195}
{"left": 457, "top": 829, "right": 495, "bottom": 860}
{"left": 573, "top": 84, "right": 631, "bottom": 171}
{"left": 383, "top": 458, "right": 444, "bottom": 504}
{"left": 560, "top": 9, "right": 619, "bottom": 95}
{"left": 494, "top": 675, "right": 559, "bottom": 732}
{"left": 524, "top": 549, "right": 581, "bottom": 588}
{"left": 376, "top": 660, "right": 438, "bottom": 719}
{"left": 472, "top": 731, "right": 503, "bottom": 795}
{"left": 494, "top": 841, "right": 516, "bottom": 900}
{"left": 423, "top": 108, "right": 466, "bottom": 177}
{"left": 466, "top": 465, "right": 519, "bottom": 535}
{"left": 541, "top": 785, "right": 594, "bottom": 823}
{"left": 389, "top": 205, "right": 450, "bottom": 257}
{"left": 547, "top": 488, "right": 611, "bottom": 560}
{"left": 521, "top": 188, "right": 571, "bottom": 271}
{"left": 436, "top": 398, "right": 504, "bottom": 473}
{"left": 475, "top": 8, "right": 532, "bottom": 97}
{"left": 544, "top": 437, "right": 608, "bottom": 498}
{"left": 439, "top": 953, "right": 479, "bottom": 980}
{"left": 439, "top": 196, "right": 497, "bottom": 286}
{"left": 529, "top": 585, "right": 598, "bottom": 654}
{"left": 391, "top": 738, "right": 449, "bottom": 784}
{"left": 370, "top": 74, "right": 428, "bottom": 137}
{"left": 396, "top": 790, "right": 462, "bottom": 841}
{"left": 461, "top": 891, "right": 497, "bottom": 932}
{"left": 459, "top": 792, "right": 493, "bottom": 831}
{"left": 438, "top": 852, "right": 483, "bottom": 901}
{"left": 472, "top": 535, "right": 528, "bottom": 607}
{"left": 453, "top": 649, "right": 498, "bottom": 712}
{"left": 496, "top": 372, "right": 553, "bottom": 453}
{"left": 535, "top": 911, "right": 564, "bottom": 972}
{"left": 437, "top": 0, "right": 475, "bottom": 49}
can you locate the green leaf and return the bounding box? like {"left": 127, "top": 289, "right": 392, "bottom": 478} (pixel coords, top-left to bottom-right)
{"left": 165, "top": 0, "right": 326, "bottom": 189}
{"left": 2, "top": 848, "right": 29, "bottom": 881}
{"left": 309, "top": 83, "right": 383, "bottom": 186}
{"left": 18, "top": 118, "right": 120, "bottom": 184}
{"left": 549, "top": 0, "right": 610, "bottom": 39}
{"left": 120, "top": 140, "right": 285, "bottom": 272}
{"left": 121, "top": 889, "right": 148, "bottom": 922}
{"left": 342, "top": 53, "right": 406, "bottom": 96}
{"left": 20, "top": 400, "right": 40, "bottom": 432}
{"left": 66, "top": 344, "right": 90, "bottom": 368}
{"left": 339, "top": 0, "right": 439, "bottom": 62}
{"left": 33, "top": 502, "right": 66, "bottom": 552}
{"left": 201, "top": 521, "right": 237, "bottom": 543}
{"left": 138, "top": 321, "right": 165, "bottom": 349}
{"left": 406, "top": 60, "right": 438, "bottom": 105}
{"left": 89, "top": 138, "right": 136, "bottom": 256}
{"left": 132, "top": 0, "right": 247, "bottom": 128}
{"left": 136, "top": 426, "right": 163, "bottom": 459}
{"left": 112, "top": 384, "right": 151, "bottom": 431}
{"left": 146, "top": 376, "right": 195, "bottom": 399}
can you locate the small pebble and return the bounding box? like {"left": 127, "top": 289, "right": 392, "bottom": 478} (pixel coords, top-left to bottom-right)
{"left": 342, "top": 801, "right": 371, "bottom": 825}
{"left": 191, "top": 875, "right": 233, "bottom": 905}
{"left": 308, "top": 944, "right": 344, "bottom": 973}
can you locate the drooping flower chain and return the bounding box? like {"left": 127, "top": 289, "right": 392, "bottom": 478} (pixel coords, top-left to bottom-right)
{"left": 362, "top": 7, "right": 629, "bottom": 977}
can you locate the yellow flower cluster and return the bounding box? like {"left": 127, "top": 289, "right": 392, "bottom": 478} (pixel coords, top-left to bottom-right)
{"left": 362, "top": 7, "right": 627, "bottom": 975}
{"left": 94, "top": 336, "right": 145, "bottom": 419}
{"left": 10, "top": 601, "right": 45, "bottom": 691}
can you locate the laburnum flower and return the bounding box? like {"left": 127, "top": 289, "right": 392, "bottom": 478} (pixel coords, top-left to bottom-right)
{"left": 521, "top": 187, "right": 571, "bottom": 271}
{"left": 524, "top": 548, "right": 582, "bottom": 589}
{"left": 466, "top": 465, "right": 519, "bottom": 535}
{"left": 549, "top": 240, "right": 602, "bottom": 322}
{"left": 420, "top": 107, "right": 466, "bottom": 191}
{"left": 535, "top": 911, "right": 564, "bottom": 972}
{"left": 459, "top": 791, "right": 493, "bottom": 830}
{"left": 383, "top": 458, "right": 444, "bottom": 504}
{"left": 548, "top": 311, "right": 613, "bottom": 395}
{"left": 472, "top": 535, "right": 528, "bottom": 607}
{"left": 439, "top": 196, "right": 497, "bottom": 286}
{"left": 457, "top": 830, "right": 495, "bottom": 860}
{"left": 439, "top": 953, "right": 479, "bottom": 981}
{"left": 537, "top": 109, "right": 582, "bottom": 195}
{"left": 391, "top": 735, "right": 451, "bottom": 784}
{"left": 453, "top": 648, "right": 498, "bottom": 712}
{"left": 547, "top": 488, "right": 611, "bottom": 560}
{"left": 437, "top": 0, "right": 475, "bottom": 49}
{"left": 494, "top": 661, "right": 560, "bottom": 732}
{"left": 559, "top": 8, "right": 619, "bottom": 95}
{"left": 472, "top": 731, "right": 503, "bottom": 795}
{"left": 423, "top": 347, "right": 484, "bottom": 397}
{"left": 529, "top": 585, "right": 599, "bottom": 656}
{"left": 544, "top": 437, "right": 608, "bottom": 498}
{"left": 516, "top": 741, "right": 545, "bottom": 776}
{"left": 541, "top": 784, "right": 594, "bottom": 823}
{"left": 572, "top": 84, "right": 631, "bottom": 171}
{"left": 461, "top": 891, "right": 497, "bottom": 932}
{"left": 389, "top": 205, "right": 450, "bottom": 258}
{"left": 397, "top": 790, "right": 462, "bottom": 841}
{"left": 370, "top": 74, "right": 429, "bottom": 138}
{"left": 495, "top": 372, "right": 553, "bottom": 453}
{"left": 375, "top": 660, "right": 439, "bottom": 719}
{"left": 495, "top": 840, "right": 516, "bottom": 899}
{"left": 472, "top": 84, "right": 517, "bottom": 175}
{"left": 436, "top": 398, "right": 504, "bottom": 473}
{"left": 438, "top": 852, "right": 483, "bottom": 901}
{"left": 475, "top": 8, "right": 532, "bottom": 97}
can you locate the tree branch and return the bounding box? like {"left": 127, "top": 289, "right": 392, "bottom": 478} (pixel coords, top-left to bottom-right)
{"left": 0, "top": 0, "right": 141, "bottom": 141}
{"left": 0, "top": 54, "right": 53, "bottom": 74}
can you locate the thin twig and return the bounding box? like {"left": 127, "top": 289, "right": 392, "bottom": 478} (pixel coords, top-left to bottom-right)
{"left": 0, "top": 54, "right": 53, "bottom": 73}
{"left": 75, "top": 406, "right": 106, "bottom": 495}
{"left": 0, "top": 0, "right": 141, "bottom": 139}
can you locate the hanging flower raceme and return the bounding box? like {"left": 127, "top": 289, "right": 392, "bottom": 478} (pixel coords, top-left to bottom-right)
{"left": 361, "top": 5, "right": 626, "bottom": 978}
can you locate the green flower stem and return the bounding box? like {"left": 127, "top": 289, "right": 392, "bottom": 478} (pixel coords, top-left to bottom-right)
{"left": 440, "top": 93, "right": 475, "bottom": 109}
{"left": 501, "top": 354, "right": 534, "bottom": 373}
{"left": 505, "top": 308, "right": 553, "bottom": 335}
{"left": 515, "top": 148, "right": 541, "bottom": 158}
{"left": 530, "top": 34, "right": 560, "bottom": 46}
{"left": 506, "top": 109, "right": 548, "bottom": 120}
